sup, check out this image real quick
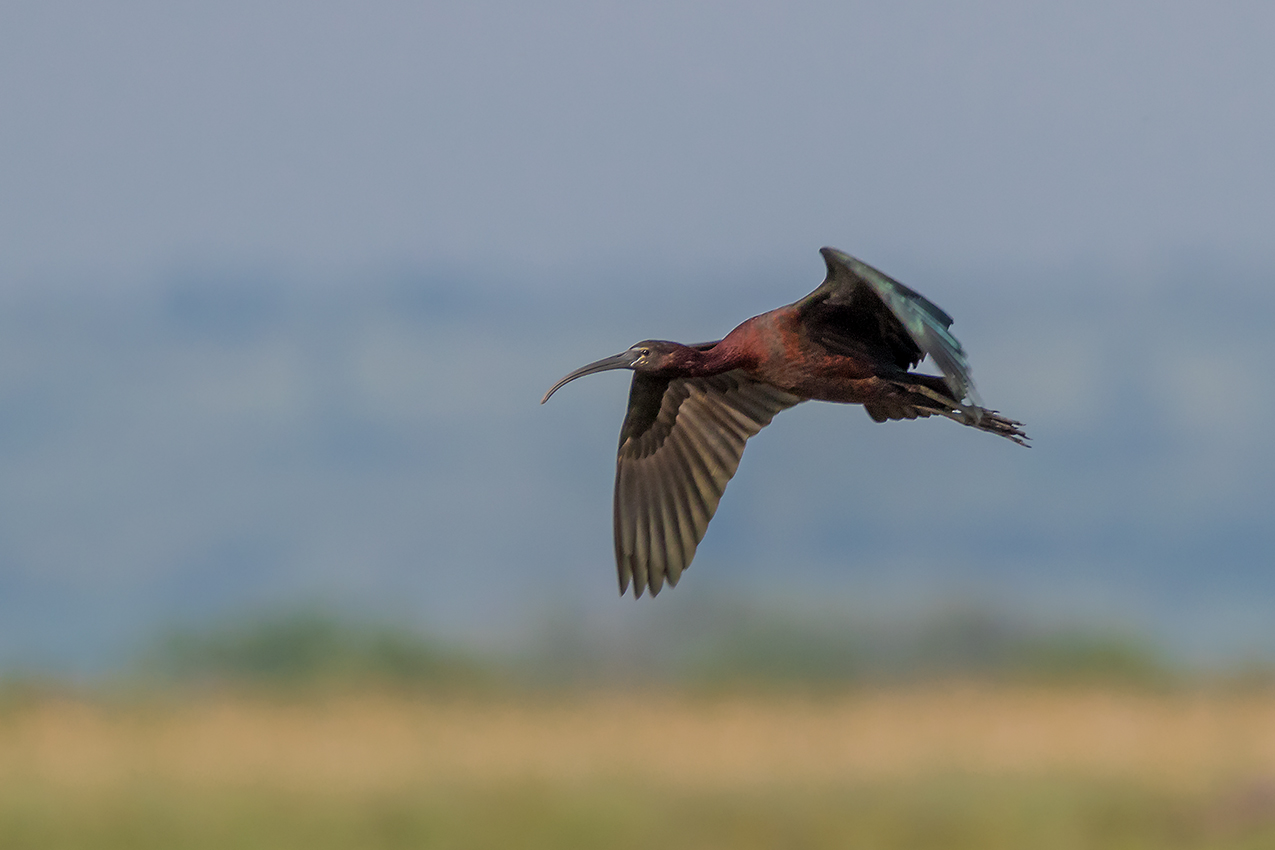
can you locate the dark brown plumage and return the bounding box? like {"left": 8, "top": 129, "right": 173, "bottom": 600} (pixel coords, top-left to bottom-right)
{"left": 542, "top": 248, "right": 1028, "bottom": 598}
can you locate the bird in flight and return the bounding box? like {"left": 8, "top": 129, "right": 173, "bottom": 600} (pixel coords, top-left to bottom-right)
{"left": 542, "top": 248, "right": 1028, "bottom": 598}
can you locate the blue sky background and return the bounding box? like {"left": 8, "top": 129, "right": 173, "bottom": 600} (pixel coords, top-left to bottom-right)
{"left": 1, "top": 2, "right": 1272, "bottom": 671}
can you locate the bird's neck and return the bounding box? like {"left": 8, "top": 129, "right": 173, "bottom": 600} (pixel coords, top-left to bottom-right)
{"left": 670, "top": 337, "right": 754, "bottom": 377}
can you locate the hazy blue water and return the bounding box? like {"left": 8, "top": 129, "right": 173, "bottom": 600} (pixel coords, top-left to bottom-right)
{"left": 0, "top": 255, "right": 1270, "bottom": 672}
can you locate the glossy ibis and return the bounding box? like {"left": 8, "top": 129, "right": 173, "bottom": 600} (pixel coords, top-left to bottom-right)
{"left": 542, "top": 248, "right": 1028, "bottom": 598}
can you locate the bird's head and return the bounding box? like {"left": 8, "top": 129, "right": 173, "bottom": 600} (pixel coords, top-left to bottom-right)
{"left": 541, "top": 340, "right": 689, "bottom": 403}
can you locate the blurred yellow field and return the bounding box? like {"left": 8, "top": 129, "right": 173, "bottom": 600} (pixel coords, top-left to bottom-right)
{"left": 3, "top": 685, "right": 1275, "bottom": 848}
{"left": 5, "top": 685, "right": 1275, "bottom": 791}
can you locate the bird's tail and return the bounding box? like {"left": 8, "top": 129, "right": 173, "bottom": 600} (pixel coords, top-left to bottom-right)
{"left": 869, "top": 374, "right": 1029, "bottom": 446}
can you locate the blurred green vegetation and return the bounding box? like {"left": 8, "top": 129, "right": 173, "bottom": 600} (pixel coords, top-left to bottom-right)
{"left": 145, "top": 611, "right": 489, "bottom": 691}
{"left": 1, "top": 776, "right": 1272, "bottom": 850}
{"left": 693, "top": 608, "right": 1169, "bottom": 687}
{"left": 131, "top": 603, "right": 1182, "bottom": 693}
{"left": 523, "top": 599, "right": 1174, "bottom": 691}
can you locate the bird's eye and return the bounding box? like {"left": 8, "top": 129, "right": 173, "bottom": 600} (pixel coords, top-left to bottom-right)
{"left": 638, "top": 348, "right": 650, "bottom": 358}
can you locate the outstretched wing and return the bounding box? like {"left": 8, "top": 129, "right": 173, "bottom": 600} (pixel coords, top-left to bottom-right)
{"left": 796, "top": 247, "right": 982, "bottom": 409}
{"left": 615, "top": 370, "right": 800, "bottom": 598}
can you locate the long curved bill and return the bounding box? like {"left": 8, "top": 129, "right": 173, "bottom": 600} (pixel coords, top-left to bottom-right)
{"left": 541, "top": 351, "right": 637, "bottom": 404}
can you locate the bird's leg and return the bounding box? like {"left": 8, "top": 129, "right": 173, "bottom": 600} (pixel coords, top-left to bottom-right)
{"left": 893, "top": 380, "right": 1030, "bottom": 446}
{"left": 903, "top": 382, "right": 978, "bottom": 421}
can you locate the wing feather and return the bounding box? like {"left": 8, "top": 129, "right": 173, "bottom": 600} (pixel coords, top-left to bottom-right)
{"left": 645, "top": 466, "right": 669, "bottom": 596}
{"left": 630, "top": 469, "right": 650, "bottom": 595}
{"left": 798, "top": 247, "right": 983, "bottom": 410}
{"left": 666, "top": 430, "right": 713, "bottom": 531}
{"left": 654, "top": 468, "right": 686, "bottom": 588}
